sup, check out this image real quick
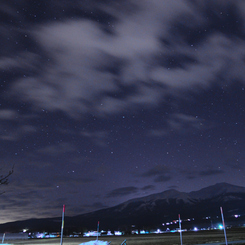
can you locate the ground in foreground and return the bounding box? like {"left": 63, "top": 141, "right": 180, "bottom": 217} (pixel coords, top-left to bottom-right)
{"left": 5, "top": 227, "right": 245, "bottom": 245}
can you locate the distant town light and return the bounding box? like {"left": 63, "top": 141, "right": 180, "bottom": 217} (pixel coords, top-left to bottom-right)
{"left": 154, "top": 229, "right": 163, "bottom": 234}
{"left": 218, "top": 225, "right": 223, "bottom": 230}
{"left": 83, "top": 231, "right": 101, "bottom": 237}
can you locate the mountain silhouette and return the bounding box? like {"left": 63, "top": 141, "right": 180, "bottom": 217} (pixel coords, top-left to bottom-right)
{"left": 1, "top": 182, "right": 245, "bottom": 233}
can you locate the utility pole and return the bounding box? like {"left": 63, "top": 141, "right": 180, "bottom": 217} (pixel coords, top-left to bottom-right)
{"left": 220, "top": 207, "right": 228, "bottom": 245}
{"left": 60, "top": 204, "right": 65, "bottom": 245}
{"left": 179, "top": 214, "right": 183, "bottom": 245}
{"left": 97, "top": 221, "right": 100, "bottom": 241}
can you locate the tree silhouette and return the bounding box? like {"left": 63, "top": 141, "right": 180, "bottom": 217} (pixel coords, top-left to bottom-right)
{"left": 0, "top": 167, "right": 14, "bottom": 195}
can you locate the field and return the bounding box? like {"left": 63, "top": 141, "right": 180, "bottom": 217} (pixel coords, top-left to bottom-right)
{"left": 5, "top": 227, "right": 245, "bottom": 245}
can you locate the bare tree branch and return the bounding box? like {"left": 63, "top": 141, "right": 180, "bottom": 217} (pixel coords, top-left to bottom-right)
{"left": 0, "top": 165, "right": 14, "bottom": 195}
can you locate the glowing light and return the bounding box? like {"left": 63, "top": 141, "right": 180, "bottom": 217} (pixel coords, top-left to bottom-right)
{"left": 155, "top": 229, "right": 163, "bottom": 234}
{"left": 114, "top": 231, "right": 122, "bottom": 236}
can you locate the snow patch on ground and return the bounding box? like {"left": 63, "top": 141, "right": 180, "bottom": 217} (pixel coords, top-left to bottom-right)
{"left": 79, "top": 240, "right": 109, "bottom": 245}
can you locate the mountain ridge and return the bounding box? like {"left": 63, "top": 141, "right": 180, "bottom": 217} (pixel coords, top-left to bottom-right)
{"left": 109, "top": 182, "right": 245, "bottom": 210}
{"left": 0, "top": 182, "right": 245, "bottom": 232}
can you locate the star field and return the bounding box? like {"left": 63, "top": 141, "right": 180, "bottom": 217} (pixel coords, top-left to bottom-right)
{"left": 0, "top": 0, "right": 245, "bottom": 223}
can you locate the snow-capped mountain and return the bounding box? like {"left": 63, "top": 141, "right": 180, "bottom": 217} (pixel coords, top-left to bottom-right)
{"left": 1, "top": 182, "right": 245, "bottom": 232}
{"left": 110, "top": 182, "right": 245, "bottom": 214}
{"left": 189, "top": 182, "right": 245, "bottom": 200}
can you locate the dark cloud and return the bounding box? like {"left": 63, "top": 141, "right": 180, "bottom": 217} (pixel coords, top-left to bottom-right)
{"left": 140, "top": 165, "right": 172, "bottom": 183}
{"left": 141, "top": 165, "right": 170, "bottom": 178}
{"left": 106, "top": 186, "right": 138, "bottom": 198}
{"left": 141, "top": 185, "right": 155, "bottom": 191}
{"left": 199, "top": 169, "right": 225, "bottom": 176}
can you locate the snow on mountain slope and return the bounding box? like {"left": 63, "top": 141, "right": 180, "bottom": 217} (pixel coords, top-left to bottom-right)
{"left": 113, "top": 183, "right": 245, "bottom": 212}
{"left": 189, "top": 182, "right": 245, "bottom": 200}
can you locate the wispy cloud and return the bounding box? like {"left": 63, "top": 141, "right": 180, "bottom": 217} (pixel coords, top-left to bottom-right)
{"left": 5, "top": 1, "right": 245, "bottom": 119}
{"left": 37, "top": 142, "right": 77, "bottom": 156}
{"left": 0, "top": 109, "right": 18, "bottom": 120}
{"left": 149, "top": 113, "right": 206, "bottom": 136}
{"left": 0, "top": 124, "right": 36, "bottom": 141}
{"left": 106, "top": 186, "right": 138, "bottom": 198}
{"left": 80, "top": 130, "right": 108, "bottom": 146}
{"left": 141, "top": 165, "right": 173, "bottom": 183}
{"left": 199, "top": 169, "right": 225, "bottom": 176}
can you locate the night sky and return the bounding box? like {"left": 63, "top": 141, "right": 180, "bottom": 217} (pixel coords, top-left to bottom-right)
{"left": 1, "top": 0, "right": 245, "bottom": 224}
